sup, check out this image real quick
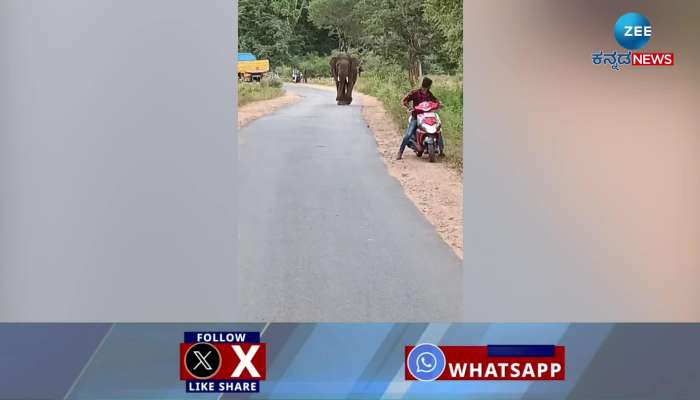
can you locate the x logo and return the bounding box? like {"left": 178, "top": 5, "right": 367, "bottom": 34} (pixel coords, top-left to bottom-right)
{"left": 184, "top": 343, "right": 221, "bottom": 379}
{"left": 192, "top": 350, "right": 213, "bottom": 370}
{"left": 231, "top": 345, "right": 261, "bottom": 378}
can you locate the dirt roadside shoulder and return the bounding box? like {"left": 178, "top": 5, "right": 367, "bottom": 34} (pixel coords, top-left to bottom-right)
{"left": 299, "top": 83, "right": 464, "bottom": 259}
{"left": 238, "top": 91, "right": 300, "bottom": 128}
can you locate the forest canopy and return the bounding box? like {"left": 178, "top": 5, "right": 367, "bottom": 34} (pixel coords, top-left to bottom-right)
{"left": 238, "top": 0, "right": 463, "bottom": 83}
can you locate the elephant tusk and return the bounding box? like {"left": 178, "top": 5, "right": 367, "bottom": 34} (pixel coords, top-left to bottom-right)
{"left": 345, "top": 76, "right": 349, "bottom": 83}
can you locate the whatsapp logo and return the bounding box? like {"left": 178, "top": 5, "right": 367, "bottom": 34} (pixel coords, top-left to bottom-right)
{"left": 407, "top": 343, "right": 446, "bottom": 381}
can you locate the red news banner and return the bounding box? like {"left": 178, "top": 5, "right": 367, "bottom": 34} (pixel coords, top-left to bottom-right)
{"left": 405, "top": 345, "right": 566, "bottom": 381}
{"left": 632, "top": 52, "right": 674, "bottom": 66}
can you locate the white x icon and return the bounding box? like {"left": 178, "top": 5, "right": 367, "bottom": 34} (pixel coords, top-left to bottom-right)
{"left": 192, "top": 350, "right": 213, "bottom": 370}
{"left": 231, "top": 345, "right": 260, "bottom": 378}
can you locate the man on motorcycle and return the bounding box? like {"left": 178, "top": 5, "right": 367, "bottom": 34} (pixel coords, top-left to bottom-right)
{"left": 396, "top": 77, "right": 444, "bottom": 160}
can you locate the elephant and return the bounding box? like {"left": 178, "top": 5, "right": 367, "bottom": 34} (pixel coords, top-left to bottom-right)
{"left": 330, "top": 54, "right": 361, "bottom": 105}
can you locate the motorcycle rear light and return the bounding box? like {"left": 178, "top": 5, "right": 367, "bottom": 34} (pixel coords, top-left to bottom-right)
{"left": 423, "top": 125, "right": 437, "bottom": 134}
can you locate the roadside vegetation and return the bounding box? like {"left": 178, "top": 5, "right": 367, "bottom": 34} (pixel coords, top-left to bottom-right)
{"left": 357, "top": 71, "right": 463, "bottom": 170}
{"left": 239, "top": 0, "right": 463, "bottom": 169}
{"left": 238, "top": 76, "right": 284, "bottom": 106}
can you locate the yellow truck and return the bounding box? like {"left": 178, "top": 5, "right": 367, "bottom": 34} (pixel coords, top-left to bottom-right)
{"left": 238, "top": 59, "right": 270, "bottom": 82}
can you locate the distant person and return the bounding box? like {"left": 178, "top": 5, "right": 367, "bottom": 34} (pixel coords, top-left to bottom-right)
{"left": 396, "top": 77, "right": 444, "bottom": 160}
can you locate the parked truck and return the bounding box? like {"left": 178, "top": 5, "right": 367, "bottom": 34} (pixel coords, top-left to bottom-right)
{"left": 237, "top": 52, "right": 270, "bottom": 82}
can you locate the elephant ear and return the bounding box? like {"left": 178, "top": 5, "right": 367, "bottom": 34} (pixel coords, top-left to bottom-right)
{"left": 329, "top": 56, "right": 339, "bottom": 79}
{"left": 350, "top": 57, "right": 361, "bottom": 79}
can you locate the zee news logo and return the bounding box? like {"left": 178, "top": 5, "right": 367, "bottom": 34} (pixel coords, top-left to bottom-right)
{"left": 592, "top": 12, "right": 675, "bottom": 70}
{"left": 180, "top": 332, "right": 266, "bottom": 394}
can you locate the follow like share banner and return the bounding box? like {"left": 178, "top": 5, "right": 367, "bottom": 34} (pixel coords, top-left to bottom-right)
{"left": 0, "top": 323, "right": 698, "bottom": 399}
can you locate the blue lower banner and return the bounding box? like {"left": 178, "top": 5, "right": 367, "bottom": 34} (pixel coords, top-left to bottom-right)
{"left": 0, "top": 323, "right": 698, "bottom": 399}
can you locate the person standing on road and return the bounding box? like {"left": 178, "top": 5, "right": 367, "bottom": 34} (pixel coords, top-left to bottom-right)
{"left": 396, "top": 77, "right": 444, "bottom": 160}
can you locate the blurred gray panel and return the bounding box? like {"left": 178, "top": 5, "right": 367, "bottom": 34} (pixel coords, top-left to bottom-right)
{"left": 463, "top": 0, "right": 700, "bottom": 321}
{"left": 0, "top": 1, "right": 238, "bottom": 321}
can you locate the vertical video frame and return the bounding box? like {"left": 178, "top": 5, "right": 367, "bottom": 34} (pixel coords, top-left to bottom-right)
{"left": 237, "top": 0, "right": 464, "bottom": 321}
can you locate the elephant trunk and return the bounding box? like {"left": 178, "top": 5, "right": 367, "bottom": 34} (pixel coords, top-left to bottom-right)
{"left": 337, "top": 63, "right": 349, "bottom": 79}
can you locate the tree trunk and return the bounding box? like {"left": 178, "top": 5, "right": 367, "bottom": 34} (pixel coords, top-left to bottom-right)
{"left": 407, "top": 52, "right": 420, "bottom": 86}
{"left": 337, "top": 30, "right": 346, "bottom": 52}
{"left": 407, "top": 53, "right": 415, "bottom": 86}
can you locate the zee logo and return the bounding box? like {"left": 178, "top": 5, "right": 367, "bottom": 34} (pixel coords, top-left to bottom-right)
{"left": 592, "top": 11, "right": 674, "bottom": 71}
{"left": 615, "top": 12, "right": 652, "bottom": 50}
{"left": 624, "top": 25, "right": 651, "bottom": 38}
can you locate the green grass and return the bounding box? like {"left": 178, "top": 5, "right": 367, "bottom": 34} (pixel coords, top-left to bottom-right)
{"left": 238, "top": 78, "right": 284, "bottom": 106}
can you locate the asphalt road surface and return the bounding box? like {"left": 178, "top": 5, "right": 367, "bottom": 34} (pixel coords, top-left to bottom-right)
{"left": 238, "top": 84, "right": 463, "bottom": 321}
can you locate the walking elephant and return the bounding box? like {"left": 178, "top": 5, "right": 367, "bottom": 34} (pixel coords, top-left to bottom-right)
{"left": 330, "top": 54, "right": 360, "bottom": 105}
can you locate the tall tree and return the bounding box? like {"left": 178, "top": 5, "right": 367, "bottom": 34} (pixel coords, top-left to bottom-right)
{"left": 358, "top": 0, "right": 435, "bottom": 85}
{"left": 292, "top": 5, "right": 337, "bottom": 56}
{"left": 424, "top": 0, "right": 462, "bottom": 68}
{"left": 308, "top": 0, "right": 362, "bottom": 52}
{"left": 238, "top": 0, "right": 309, "bottom": 64}
{"left": 271, "top": 0, "right": 308, "bottom": 29}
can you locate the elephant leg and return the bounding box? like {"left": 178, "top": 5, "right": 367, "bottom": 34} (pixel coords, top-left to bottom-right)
{"left": 335, "top": 79, "right": 342, "bottom": 102}
{"left": 342, "top": 77, "right": 351, "bottom": 104}
{"left": 346, "top": 78, "right": 356, "bottom": 105}
{"left": 337, "top": 77, "right": 348, "bottom": 105}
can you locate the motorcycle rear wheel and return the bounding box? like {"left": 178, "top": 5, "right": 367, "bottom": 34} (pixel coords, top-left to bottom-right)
{"left": 427, "top": 143, "right": 437, "bottom": 162}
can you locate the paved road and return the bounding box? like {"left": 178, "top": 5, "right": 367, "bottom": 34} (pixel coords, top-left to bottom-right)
{"left": 238, "top": 84, "right": 463, "bottom": 321}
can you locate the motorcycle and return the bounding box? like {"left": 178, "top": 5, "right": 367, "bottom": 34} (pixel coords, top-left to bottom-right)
{"left": 406, "top": 101, "right": 443, "bottom": 162}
